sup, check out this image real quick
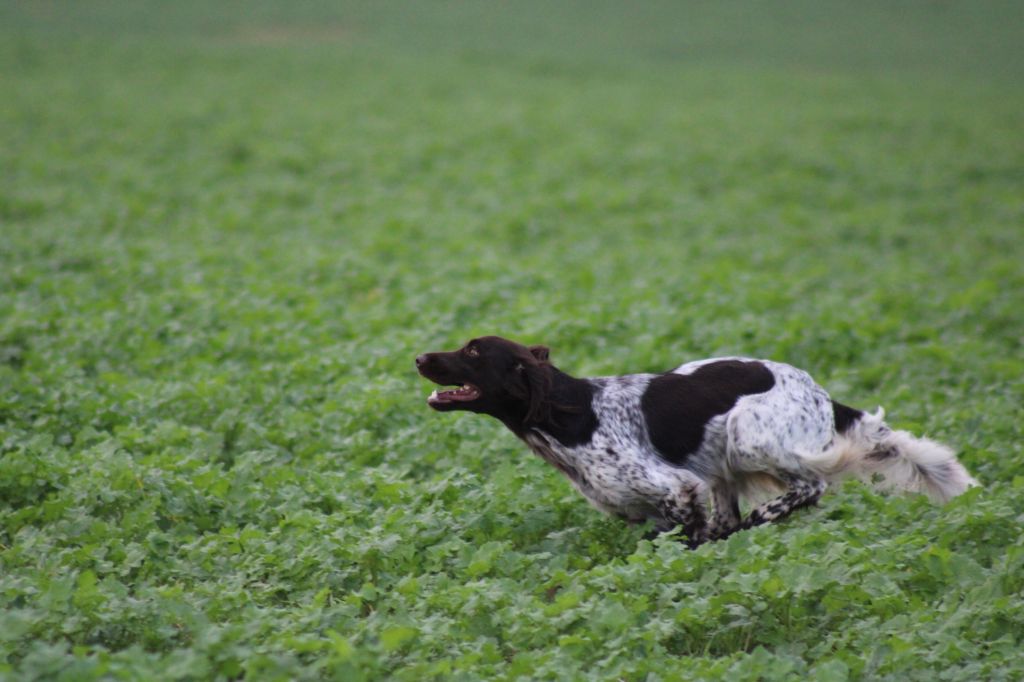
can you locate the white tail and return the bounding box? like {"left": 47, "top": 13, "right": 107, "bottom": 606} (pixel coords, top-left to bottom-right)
{"left": 806, "top": 408, "right": 978, "bottom": 503}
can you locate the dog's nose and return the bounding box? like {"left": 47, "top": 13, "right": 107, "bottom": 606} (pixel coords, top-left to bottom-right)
{"left": 415, "top": 354, "right": 428, "bottom": 368}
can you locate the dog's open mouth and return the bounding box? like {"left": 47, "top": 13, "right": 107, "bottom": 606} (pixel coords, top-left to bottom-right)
{"left": 427, "top": 384, "right": 481, "bottom": 406}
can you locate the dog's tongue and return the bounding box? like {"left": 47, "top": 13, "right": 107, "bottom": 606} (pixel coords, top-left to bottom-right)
{"left": 428, "top": 385, "right": 481, "bottom": 404}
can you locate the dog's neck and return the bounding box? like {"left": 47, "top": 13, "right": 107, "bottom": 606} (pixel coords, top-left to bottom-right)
{"left": 512, "top": 365, "right": 598, "bottom": 448}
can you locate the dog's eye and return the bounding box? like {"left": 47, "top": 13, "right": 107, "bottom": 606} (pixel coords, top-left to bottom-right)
{"left": 465, "top": 346, "right": 479, "bottom": 357}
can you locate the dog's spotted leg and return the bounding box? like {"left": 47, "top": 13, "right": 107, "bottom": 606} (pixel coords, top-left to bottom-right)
{"left": 652, "top": 483, "right": 711, "bottom": 548}
{"left": 733, "top": 475, "right": 827, "bottom": 535}
{"left": 708, "top": 487, "right": 741, "bottom": 540}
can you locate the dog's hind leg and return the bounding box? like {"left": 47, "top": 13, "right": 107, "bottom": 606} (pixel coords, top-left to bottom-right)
{"left": 731, "top": 474, "right": 827, "bottom": 535}
{"left": 721, "top": 392, "right": 834, "bottom": 538}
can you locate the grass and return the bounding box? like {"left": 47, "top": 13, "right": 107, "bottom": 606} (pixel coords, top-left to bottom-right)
{"left": 2, "top": 1, "right": 1023, "bottom": 679}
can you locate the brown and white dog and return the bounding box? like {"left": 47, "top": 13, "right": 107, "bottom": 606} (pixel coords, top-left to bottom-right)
{"left": 417, "top": 336, "right": 977, "bottom": 545}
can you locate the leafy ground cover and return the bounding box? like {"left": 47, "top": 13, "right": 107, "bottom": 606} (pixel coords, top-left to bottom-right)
{"left": 2, "top": 1, "right": 1023, "bottom": 679}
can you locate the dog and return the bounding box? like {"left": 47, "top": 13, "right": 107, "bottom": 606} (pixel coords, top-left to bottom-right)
{"left": 416, "top": 336, "right": 977, "bottom": 546}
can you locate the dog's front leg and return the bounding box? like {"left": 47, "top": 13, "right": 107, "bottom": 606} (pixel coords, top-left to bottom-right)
{"left": 653, "top": 484, "right": 711, "bottom": 548}
{"left": 707, "top": 487, "right": 742, "bottom": 540}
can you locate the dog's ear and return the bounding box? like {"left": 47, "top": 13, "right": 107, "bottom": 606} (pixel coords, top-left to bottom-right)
{"left": 529, "top": 345, "right": 550, "bottom": 363}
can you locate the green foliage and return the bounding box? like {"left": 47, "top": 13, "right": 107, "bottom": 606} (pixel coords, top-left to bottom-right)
{"left": 2, "top": 1, "right": 1022, "bottom": 679}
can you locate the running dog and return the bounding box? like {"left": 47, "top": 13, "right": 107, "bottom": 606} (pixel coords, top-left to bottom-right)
{"left": 416, "top": 336, "right": 977, "bottom": 546}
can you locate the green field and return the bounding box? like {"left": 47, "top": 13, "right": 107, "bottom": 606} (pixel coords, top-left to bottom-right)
{"left": 2, "top": 1, "right": 1023, "bottom": 679}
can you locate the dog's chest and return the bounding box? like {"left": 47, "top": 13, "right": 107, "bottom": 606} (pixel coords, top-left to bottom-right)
{"left": 523, "top": 428, "right": 662, "bottom": 520}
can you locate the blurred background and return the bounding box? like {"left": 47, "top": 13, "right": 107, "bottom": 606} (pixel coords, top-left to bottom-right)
{"left": 3, "top": 0, "right": 1022, "bottom": 454}
{"left": 5, "top": 1, "right": 1023, "bottom": 76}
{"left": 3, "top": 2, "right": 1024, "bottom": 679}
{"left": 4, "top": 1, "right": 1022, "bottom": 366}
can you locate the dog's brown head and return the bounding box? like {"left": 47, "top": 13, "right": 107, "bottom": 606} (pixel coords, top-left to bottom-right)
{"left": 415, "top": 336, "right": 552, "bottom": 428}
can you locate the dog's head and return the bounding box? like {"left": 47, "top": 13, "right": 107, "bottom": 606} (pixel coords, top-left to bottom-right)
{"left": 415, "top": 336, "right": 552, "bottom": 427}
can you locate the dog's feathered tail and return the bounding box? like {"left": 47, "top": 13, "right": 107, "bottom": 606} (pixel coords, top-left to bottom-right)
{"left": 803, "top": 408, "right": 978, "bottom": 503}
